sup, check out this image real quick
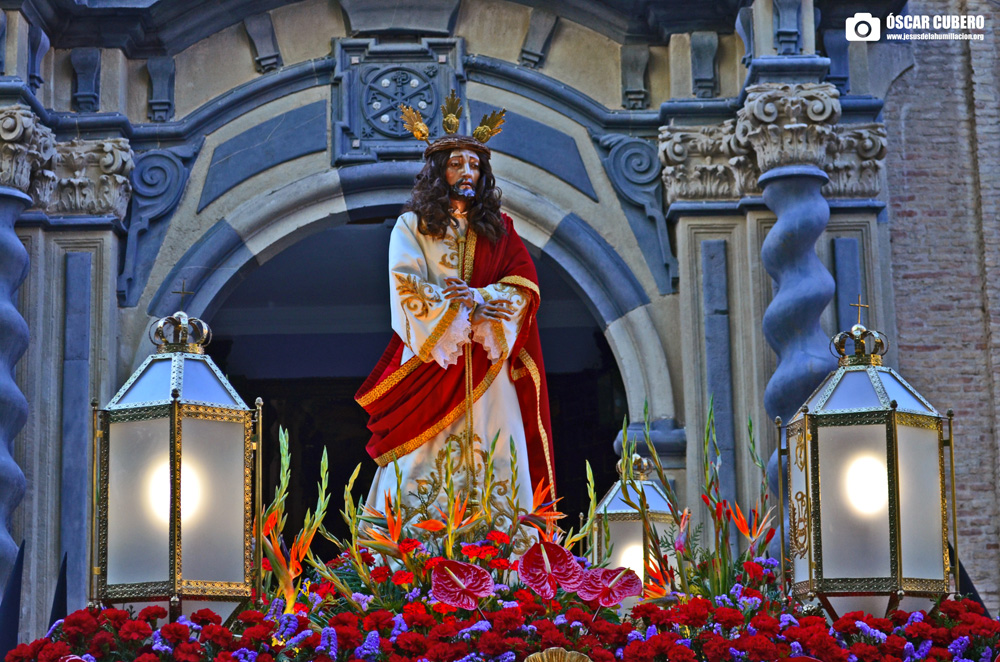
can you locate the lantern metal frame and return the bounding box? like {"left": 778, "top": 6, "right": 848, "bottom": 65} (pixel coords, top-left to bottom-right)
{"left": 779, "top": 322, "right": 959, "bottom": 617}
{"left": 91, "top": 312, "right": 256, "bottom": 618}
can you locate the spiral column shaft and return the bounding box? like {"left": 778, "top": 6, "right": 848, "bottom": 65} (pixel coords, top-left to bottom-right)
{"left": 0, "top": 188, "right": 33, "bottom": 586}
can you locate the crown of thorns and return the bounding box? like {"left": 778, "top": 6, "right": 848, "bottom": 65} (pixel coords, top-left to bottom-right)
{"left": 399, "top": 90, "right": 506, "bottom": 159}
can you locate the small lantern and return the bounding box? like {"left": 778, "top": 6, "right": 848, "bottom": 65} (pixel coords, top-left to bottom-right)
{"left": 781, "top": 318, "right": 958, "bottom": 618}
{"left": 593, "top": 455, "right": 673, "bottom": 583}
{"left": 93, "top": 311, "right": 255, "bottom": 621}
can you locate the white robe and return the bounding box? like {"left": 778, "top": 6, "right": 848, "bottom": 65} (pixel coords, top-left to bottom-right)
{"left": 366, "top": 211, "right": 535, "bottom": 532}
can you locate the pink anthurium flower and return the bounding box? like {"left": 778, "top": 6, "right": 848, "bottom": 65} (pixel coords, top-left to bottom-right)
{"left": 519, "top": 541, "right": 584, "bottom": 599}
{"left": 431, "top": 559, "right": 494, "bottom": 611}
{"left": 576, "top": 567, "right": 643, "bottom": 607}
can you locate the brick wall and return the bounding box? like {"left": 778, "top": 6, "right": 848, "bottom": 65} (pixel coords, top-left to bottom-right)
{"left": 881, "top": 0, "right": 1000, "bottom": 611}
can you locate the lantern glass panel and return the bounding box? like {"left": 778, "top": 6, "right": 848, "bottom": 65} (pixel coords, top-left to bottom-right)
{"left": 818, "top": 424, "right": 891, "bottom": 578}
{"left": 787, "top": 425, "right": 809, "bottom": 584}
{"left": 607, "top": 520, "right": 645, "bottom": 578}
{"left": 880, "top": 373, "right": 933, "bottom": 413}
{"left": 822, "top": 371, "right": 880, "bottom": 411}
{"left": 181, "top": 359, "right": 238, "bottom": 407}
{"left": 180, "top": 417, "right": 246, "bottom": 582}
{"left": 897, "top": 424, "right": 945, "bottom": 579}
{"left": 117, "top": 359, "right": 172, "bottom": 405}
{"left": 107, "top": 419, "right": 170, "bottom": 584}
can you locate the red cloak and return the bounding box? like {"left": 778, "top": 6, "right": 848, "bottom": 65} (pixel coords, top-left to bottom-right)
{"left": 355, "top": 213, "right": 555, "bottom": 492}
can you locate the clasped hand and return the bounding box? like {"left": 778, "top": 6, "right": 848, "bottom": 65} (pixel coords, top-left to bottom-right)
{"left": 443, "top": 277, "right": 513, "bottom": 324}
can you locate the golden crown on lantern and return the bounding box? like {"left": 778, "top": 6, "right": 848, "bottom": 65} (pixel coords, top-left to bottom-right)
{"left": 400, "top": 90, "right": 506, "bottom": 159}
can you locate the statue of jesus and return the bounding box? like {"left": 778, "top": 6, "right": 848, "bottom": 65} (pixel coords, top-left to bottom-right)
{"left": 355, "top": 97, "right": 554, "bottom": 528}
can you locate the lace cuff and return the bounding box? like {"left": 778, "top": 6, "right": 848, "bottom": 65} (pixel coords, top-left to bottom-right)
{"left": 430, "top": 306, "right": 473, "bottom": 368}
{"left": 472, "top": 320, "right": 506, "bottom": 363}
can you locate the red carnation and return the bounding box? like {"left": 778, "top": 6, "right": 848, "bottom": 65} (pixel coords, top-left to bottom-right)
{"left": 134, "top": 654, "right": 160, "bottom": 662}
{"left": 174, "top": 642, "right": 204, "bottom": 662}
{"left": 118, "top": 619, "right": 153, "bottom": 642}
{"left": 98, "top": 608, "right": 130, "bottom": 629}
{"left": 371, "top": 566, "right": 391, "bottom": 583}
{"left": 137, "top": 606, "right": 168, "bottom": 623}
{"left": 399, "top": 538, "right": 421, "bottom": 555}
{"left": 392, "top": 570, "right": 414, "bottom": 585}
{"left": 191, "top": 608, "right": 222, "bottom": 626}
{"left": 432, "top": 602, "right": 458, "bottom": 614}
{"left": 37, "top": 643, "right": 71, "bottom": 662}
{"left": 486, "top": 531, "right": 510, "bottom": 545}
{"left": 518, "top": 541, "right": 584, "bottom": 599}
{"left": 431, "top": 560, "right": 494, "bottom": 610}
{"left": 62, "top": 610, "right": 99, "bottom": 640}
{"left": 576, "top": 567, "right": 642, "bottom": 607}
{"left": 159, "top": 622, "right": 191, "bottom": 645}
{"left": 200, "top": 623, "right": 233, "bottom": 647}
{"left": 489, "top": 558, "right": 511, "bottom": 570}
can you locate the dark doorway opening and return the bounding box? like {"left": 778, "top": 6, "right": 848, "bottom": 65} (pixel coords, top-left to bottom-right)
{"left": 208, "top": 219, "right": 625, "bottom": 559}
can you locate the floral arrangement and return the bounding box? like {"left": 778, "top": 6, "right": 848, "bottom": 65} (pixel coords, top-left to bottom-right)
{"left": 10, "top": 421, "right": 1000, "bottom": 662}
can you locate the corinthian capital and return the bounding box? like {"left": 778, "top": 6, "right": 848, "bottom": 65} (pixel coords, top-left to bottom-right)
{"left": 736, "top": 83, "right": 842, "bottom": 173}
{"left": 658, "top": 120, "right": 760, "bottom": 204}
{"left": 0, "top": 104, "right": 55, "bottom": 194}
{"left": 822, "top": 123, "right": 888, "bottom": 198}
{"left": 49, "top": 138, "right": 135, "bottom": 219}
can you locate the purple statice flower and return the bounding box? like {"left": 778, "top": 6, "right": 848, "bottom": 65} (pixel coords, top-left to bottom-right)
{"left": 82, "top": 655, "right": 96, "bottom": 662}
{"left": 151, "top": 632, "right": 173, "bottom": 654}
{"left": 554, "top": 615, "right": 569, "bottom": 627}
{"left": 316, "top": 627, "right": 338, "bottom": 655}
{"left": 949, "top": 637, "right": 971, "bottom": 657}
{"left": 493, "top": 653, "right": 516, "bottom": 662}
{"left": 391, "top": 613, "right": 408, "bottom": 639}
{"left": 571, "top": 621, "right": 583, "bottom": 630}
{"left": 285, "top": 630, "right": 312, "bottom": 650}
{"left": 276, "top": 613, "right": 299, "bottom": 641}
{"left": 626, "top": 629, "right": 644, "bottom": 643}
{"left": 574, "top": 555, "right": 591, "bottom": 569}
{"left": 309, "top": 592, "right": 323, "bottom": 608}
{"left": 45, "top": 619, "right": 63, "bottom": 638}
{"left": 780, "top": 614, "right": 799, "bottom": 629}
{"left": 906, "top": 611, "right": 924, "bottom": 626}
{"left": 614, "top": 648, "right": 624, "bottom": 660}
{"left": 355, "top": 631, "right": 381, "bottom": 661}
{"left": 232, "top": 649, "right": 258, "bottom": 662}
{"left": 856, "top": 621, "right": 887, "bottom": 644}
{"left": 915, "top": 640, "right": 933, "bottom": 659}
{"left": 730, "top": 647, "right": 747, "bottom": 660}
{"left": 747, "top": 625, "right": 757, "bottom": 635}
{"left": 405, "top": 587, "right": 423, "bottom": 602}
{"left": 715, "top": 595, "right": 734, "bottom": 608}
{"left": 645, "top": 625, "right": 657, "bottom": 640}
{"left": 352, "top": 592, "right": 373, "bottom": 611}
{"left": 730, "top": 583, "right": 745, "bottom": 600}
{"left": 501, "top": 600, "right": 520, "bottom": 609}
{"left": 902, "top": 641, "right": 916, "bottom": 660}
{"left": 493, "top": 584, "right": 510, "bottom": 592}
{"left": 712, "top": 623, "right": 723, "bottom": 636}
{"left": 265, "top": 598, "right": 285, "bottom": 621}
{"left": 753, "top": 556, "right": 780, "bottom": 569}
{"left": 455, "top": 655, "right": 484, "bottom": 662}
{"left": 980, "top": 647, "right": 994, "bottom": 662}
{"left": 738, "top": 596, "right": 762, "bottom": 612}
{"left": 459, "top": 620, "right": 492, "bottom": 640}
{"left": 848, "top": 655, "right": 858, "bottom": 662}
{"left": 790, "top": 642, "right": 803, "bottom": 656}
{"left": 678, "top": 639, "right": 691, "bottom": 647}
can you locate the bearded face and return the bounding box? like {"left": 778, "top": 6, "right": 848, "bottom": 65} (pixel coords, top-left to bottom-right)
{"left": 444, "top": 149, "right": 481, "bottom": 202}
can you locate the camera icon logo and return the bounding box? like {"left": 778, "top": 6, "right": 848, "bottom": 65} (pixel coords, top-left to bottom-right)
{"left": 846, "top": 12, "right": 881, "bottom": 41}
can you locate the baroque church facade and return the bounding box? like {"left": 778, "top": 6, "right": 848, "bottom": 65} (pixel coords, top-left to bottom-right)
{"left": 1, "top": 0, "right": 997, "bottom": 638}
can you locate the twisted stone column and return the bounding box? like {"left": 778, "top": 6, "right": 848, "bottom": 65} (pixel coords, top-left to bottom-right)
{"left": 0, "top": 105, "right": 54, "bottom": 585}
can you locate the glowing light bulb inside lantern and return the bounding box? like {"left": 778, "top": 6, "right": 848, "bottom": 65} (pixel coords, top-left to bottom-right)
{"left": 619, "top": 543, "right": 645, "bottom": 576}
{"left": 844, "top": 456, "right": 888, "bottom": 515}
{"left": 148, "top": 460, "right": 203, "bottom": 523}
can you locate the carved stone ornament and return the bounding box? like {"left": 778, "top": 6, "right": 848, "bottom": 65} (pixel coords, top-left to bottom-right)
{"left": 735, "top": 82, "right": 842, "bottom": 173}
{"left": 658, "top": 120, "right": 760, "bottom": 204}
{"left": 49, "top": 138, "right": 135, "bottom": 219}
{"left": 0, "top": 104, "right": 55, "bottom": 194}
{"left": 822, "top": 122, "right": 888, "bottom": 198}
{"left": 659, "top": 83, "right": 887, "bottom": 202}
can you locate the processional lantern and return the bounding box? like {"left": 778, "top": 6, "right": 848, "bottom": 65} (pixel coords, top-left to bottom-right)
{"left": 92, "top": 311, "right": 259, "bottom": 621}
{"left": 593, "top": 455, "right": 673, "bottom": 583}
{"left": 780, "top": 308, "right": 958, "bottom": 618}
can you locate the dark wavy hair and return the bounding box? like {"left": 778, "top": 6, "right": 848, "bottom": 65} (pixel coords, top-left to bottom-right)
{"left": 403, "top": 149, "right": 506, "bottom": 243}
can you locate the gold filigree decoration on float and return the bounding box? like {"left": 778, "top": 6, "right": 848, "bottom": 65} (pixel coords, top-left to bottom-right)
{"left": 394, "top": 273, "right": 443, "bottom": 319}
{"left": 790, "top": 491, "right": 810, "bottom": 559}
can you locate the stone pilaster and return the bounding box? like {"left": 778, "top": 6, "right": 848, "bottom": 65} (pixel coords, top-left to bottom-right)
{"left": 0, "top": 104, "right": 53, "bottom": 586}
